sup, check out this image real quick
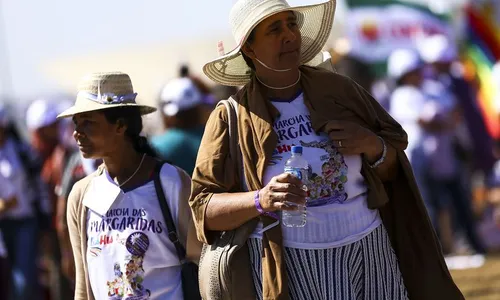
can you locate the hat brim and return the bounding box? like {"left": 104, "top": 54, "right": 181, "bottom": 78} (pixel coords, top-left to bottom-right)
{"left": 203, "top": 0, "right": 336, "bottom": 86}
{"left": 57, "top": 98, "right": 157, "bottom": 119}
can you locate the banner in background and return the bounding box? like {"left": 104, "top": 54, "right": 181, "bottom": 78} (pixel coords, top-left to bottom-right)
{"left": 345, "top": 0, "right": 453, "bottom": 63}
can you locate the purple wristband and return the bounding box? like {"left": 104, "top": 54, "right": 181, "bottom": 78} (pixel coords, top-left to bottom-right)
{"left": 254, "top": 190, "right": 279, "bottom": 219}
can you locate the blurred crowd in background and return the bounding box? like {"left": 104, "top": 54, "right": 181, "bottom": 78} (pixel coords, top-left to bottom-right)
{"left": 0, "top": 0, "right": 499, "bottom": 299}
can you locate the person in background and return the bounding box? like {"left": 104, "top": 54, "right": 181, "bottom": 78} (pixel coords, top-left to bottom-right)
{"left": 0, "top": 174, "right": 16, "bottom": 298}
{"left": 389, "top": 48, "right": 486, "bottom": 255}
{"left": 179, "top": 64, "right": 213, "bottom": 96}
{"left": 421, "top": 77, "right": 486, "bottom": 255}
{"left": 388, "top": 50, "right": 427, "bottom": 168}
{"left": 419, "top": 35, "right": 495, "bottom": 174}
{"left": 0, "top": 103, "right": 16, "bottom": 298}
{"left": 26, "top": 98, "right": 74, "bottom": 300}
{"left": 151, "top": 77, "right": 206, "bottom": 176}
{"left": 387, "top": 48, "right": 453, "bottom": 251}
{"left": 179, "top": 64, "right": 218, "bottom": 125}
{"left": 0, "top": 102, "right": 50, "bottom": 300}
{"left": 420, "top": 36, "right": 490, "bottom": 255}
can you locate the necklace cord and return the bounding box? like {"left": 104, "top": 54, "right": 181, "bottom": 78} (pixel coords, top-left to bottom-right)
{"left": 256, "top": 71, "right": 301, "bottom": 90}
{"left": 115, "top": 153, "right": 146, "bottom": 187}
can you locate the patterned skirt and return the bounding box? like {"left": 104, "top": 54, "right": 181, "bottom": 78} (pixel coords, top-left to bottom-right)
{"left": 247, "top": 225, "right": 408, "bottom": 300}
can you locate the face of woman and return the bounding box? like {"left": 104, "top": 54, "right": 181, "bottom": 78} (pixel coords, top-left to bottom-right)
{"left": 72, "top": 111, "right": 124, "bottom": 159}
{"left": 244, "top": 11, "right": 302, "bottom": 71}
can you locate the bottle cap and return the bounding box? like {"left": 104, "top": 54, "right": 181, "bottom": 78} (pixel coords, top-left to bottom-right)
{"left": 291, "top": 146, "right": 303, "bottom": 154}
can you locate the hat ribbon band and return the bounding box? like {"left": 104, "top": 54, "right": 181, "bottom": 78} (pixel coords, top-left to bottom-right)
{"left": 78, "top": 91, "right": 138, "bottom": 105}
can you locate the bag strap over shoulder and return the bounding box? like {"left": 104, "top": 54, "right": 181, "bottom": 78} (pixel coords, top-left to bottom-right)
{"left": 153, "top": 161, "right": 187, "bottom": 263}
{"left": 217, "top": 98, "right": 239, "bottom": 169}
{"left": 216, "top": 97, "right": 247, "bottom": 191}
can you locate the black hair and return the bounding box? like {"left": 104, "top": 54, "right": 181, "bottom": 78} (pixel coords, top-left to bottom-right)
{"left": 101, "top": 106, "right": 159, "bottom": 158}
{"left": 179, "top": 65, "right": 190, "bottom": 78}
{"left": 241, "top": 29, "right": 256, "bottom": 71}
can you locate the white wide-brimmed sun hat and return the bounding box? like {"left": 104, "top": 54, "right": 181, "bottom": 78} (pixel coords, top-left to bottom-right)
{"left": 57, "top": 72, "right": 156, "bottom": 119}
{"left": 203, "top": 0, "right": 336, "bottom": 87}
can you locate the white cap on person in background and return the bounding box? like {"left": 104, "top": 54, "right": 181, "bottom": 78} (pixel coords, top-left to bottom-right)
{"left": 26, "top": 98, "right": 59, "bottom": 131}
{"left": 418, "top": 35, "right": 457, "bottom": 64}
{"left": 160, "top": 78, "right": 202, "bottom": 117}
{"left": 387, "top": 49, "right": 423, "bottom": 80}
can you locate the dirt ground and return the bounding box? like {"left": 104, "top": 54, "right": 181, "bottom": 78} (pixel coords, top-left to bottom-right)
{"left": 451, "top": 254, "right": 500, "bottom": 299}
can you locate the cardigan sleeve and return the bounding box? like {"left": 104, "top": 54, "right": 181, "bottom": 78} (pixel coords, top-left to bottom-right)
{"left": 67, "top": 178, "right": 90, "bottom": 300}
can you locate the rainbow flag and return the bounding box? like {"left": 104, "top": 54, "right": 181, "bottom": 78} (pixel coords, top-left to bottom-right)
{"left": 465, "top": 2, "right": 500, "bottom": 139}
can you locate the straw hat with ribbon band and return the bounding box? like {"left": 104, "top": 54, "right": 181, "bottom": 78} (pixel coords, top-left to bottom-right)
{"left": 57, "top": 72, "right": 156, "bottom": 119}
{"left": 203, "top": 0, "right": 336, "bottom": 87}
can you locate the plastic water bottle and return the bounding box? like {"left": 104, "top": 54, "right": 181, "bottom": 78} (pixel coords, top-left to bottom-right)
{"left": 282, "top": 146, "right": 308, "bottom": 227}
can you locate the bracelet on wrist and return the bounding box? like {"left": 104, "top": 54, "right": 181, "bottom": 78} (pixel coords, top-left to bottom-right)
{"left": 254, "top": 190, "right": 279, "bottom": 219}
{"left": 369, "top": 136, "right": 387, "bottom": 169}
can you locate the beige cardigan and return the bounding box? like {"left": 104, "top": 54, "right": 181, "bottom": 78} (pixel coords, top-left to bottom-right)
{"left": 67, "top": 164, "right": 201, "bottom": 300}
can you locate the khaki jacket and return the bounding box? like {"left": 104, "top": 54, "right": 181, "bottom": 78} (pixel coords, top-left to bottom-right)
{"left": 190, "top": 66, "right": 464, "bottom": 300}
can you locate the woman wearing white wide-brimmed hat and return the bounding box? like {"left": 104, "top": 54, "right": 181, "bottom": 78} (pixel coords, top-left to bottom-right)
{"left": 60, "top": 72, "right": 202, "bottom": 300}
{"left": 190, "top": 0, "right": 463, "bottom": 299}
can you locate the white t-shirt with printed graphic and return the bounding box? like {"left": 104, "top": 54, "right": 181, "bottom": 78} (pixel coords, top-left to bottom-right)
{"left": 86, "top": 164, "right": 185, "bottom": 300}
{"left": 250, "top": 93, "right": 382, "bottom": 249}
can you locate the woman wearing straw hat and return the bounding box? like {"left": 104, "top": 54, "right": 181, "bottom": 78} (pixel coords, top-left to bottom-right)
{"left": 60, "top": 72, "right": 201, "bottom": 300}
{"left": 190, "top": 0, "right": 463, "bottom": 299}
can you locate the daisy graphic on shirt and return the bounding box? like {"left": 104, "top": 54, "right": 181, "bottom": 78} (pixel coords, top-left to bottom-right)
{"left": 106, "top": 232, "right": 151, "bottom": 299}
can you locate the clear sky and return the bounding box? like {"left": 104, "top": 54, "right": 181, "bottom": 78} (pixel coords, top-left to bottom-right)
{"left": 0, "top": 0, "right": 349, "bottom": 99}
{"left": 0, "top": 0, "right": 462, "bottom": 101}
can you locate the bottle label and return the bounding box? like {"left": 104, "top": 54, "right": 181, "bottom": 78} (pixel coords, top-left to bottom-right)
{"left": 284, "top": 167, "right": 304, "bottom": 181}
